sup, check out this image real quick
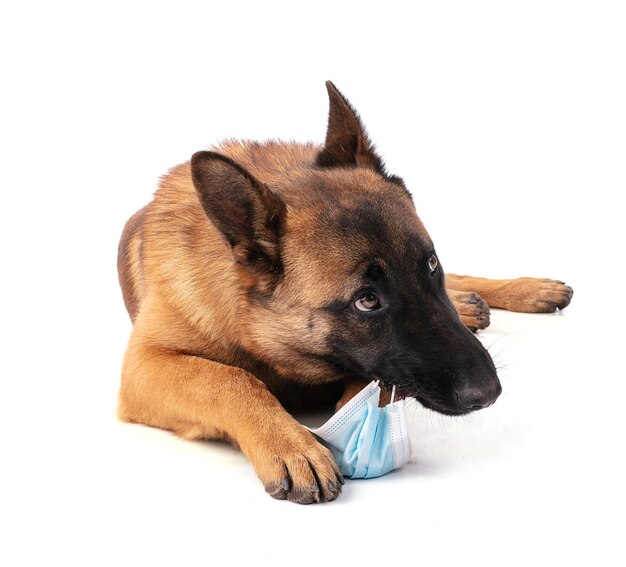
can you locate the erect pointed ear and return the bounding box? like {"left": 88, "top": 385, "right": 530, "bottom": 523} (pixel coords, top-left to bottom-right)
{"left": 191, "top": 151, "right": 286, "bottom": 279}
{"left": 315, "top": 81, "right": 386, "bottom": 173}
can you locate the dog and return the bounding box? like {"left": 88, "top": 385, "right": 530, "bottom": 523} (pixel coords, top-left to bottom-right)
{"left": 117, "top": 81, "right": 573, "bottom": 504}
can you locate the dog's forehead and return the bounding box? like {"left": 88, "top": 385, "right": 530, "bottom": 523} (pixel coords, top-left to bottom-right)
{"left": 282, "top": 173, "right": 433, "bottom": 298}
{"left": 286, "top": 169, "right": 431, "bottom": 252}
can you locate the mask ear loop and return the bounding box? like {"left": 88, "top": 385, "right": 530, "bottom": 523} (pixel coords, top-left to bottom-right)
{"left": 390, "top": 385, "right": 396, "bottom": 405}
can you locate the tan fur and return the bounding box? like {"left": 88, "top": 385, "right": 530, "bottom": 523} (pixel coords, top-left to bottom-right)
{"left": 118, "top": 85, "right": 572, "bottom": 503}
{"left": 446, "top": 274, "right": 573, "bottom": 322}
{"left": 446, "top": 289, "right": 492, "bottom": 331}
{"left": 117, "top": 141, "right": 419, "bottom": 502}
{"left": 336, "top": 377, "right": 391, "bottom": 410}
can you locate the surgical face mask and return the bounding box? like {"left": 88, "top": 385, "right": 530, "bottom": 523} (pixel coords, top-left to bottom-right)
{"left": 308, "top": 381, "right": 410, "bottom": 479}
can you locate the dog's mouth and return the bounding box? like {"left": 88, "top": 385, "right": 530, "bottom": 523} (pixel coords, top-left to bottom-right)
{"left": 378, "top": 380, "right": 470, "bottom": 415}
{"left": 414, "top": 395, "right": 470, "bottom": 416}
{"left": 378, "top": 380, "right": 408, "bottom": 401}
{"left": 379, "top": 381, "right": 435, "bottom": 408}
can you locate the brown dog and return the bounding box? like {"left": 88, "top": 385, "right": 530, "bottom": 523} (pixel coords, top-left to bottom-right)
{"left": 117, "top": 82, "right": 573, "bottom": 503}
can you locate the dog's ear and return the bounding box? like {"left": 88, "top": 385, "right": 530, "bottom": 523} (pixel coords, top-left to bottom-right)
{"left": 191, "top": 151, "right": 286, "bottom": 281}
{"left": 316, "top": 81, "right": 385, "bottom": 172}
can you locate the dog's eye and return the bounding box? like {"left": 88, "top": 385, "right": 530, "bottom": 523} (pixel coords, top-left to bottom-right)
{"left": 428, "top": 254, "right": 438, "bottom": 274}
{"left": 354, "top": 292, "right": 381, "bottom": 312}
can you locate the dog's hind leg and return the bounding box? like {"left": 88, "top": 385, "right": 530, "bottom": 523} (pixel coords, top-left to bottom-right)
{"left": 117, "top": 206, "right": 149, "bottom": 322}
{"left": 446, "top": 274, "right": 573, "bottom": 313}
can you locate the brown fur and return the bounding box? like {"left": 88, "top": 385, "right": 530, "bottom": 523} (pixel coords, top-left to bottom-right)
{"left": 117, "top": 82, "right": 572, "bottom": 504}
{"left": 117, "top": 143, "right": 401, "bottom": 503}
{"left": 446, "top": 275, "right": 573, "bottom": 329}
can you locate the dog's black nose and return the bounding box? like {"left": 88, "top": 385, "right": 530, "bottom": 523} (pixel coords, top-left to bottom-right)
{"left": 455, "top": 383, "right": 502, "bottom": 411}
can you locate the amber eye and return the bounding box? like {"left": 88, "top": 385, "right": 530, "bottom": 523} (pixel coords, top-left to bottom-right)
{"left": 354, "top": 292, "right": 381, "bottom": 312}
{"left": 428, "top": 254, "right": 438, "bottom": 274}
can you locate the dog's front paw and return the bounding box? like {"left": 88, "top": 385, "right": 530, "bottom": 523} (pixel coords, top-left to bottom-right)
{"left": 250, "top": 425, "right": 344, "bottom": 504}
{"left": 448, "top": 290, "right": 491, "bottom": 332}
{"left": 499, "top": 278, "right": 574, "bottom": 313}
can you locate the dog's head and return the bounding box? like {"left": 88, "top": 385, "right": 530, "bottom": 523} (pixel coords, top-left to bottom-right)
{"left": 191, "top": 82, "right": 501, "bottom": 415}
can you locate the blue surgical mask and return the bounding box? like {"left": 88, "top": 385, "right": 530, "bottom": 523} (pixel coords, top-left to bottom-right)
{"left": 308, "top": 381, "right": 410, "bottom": 479}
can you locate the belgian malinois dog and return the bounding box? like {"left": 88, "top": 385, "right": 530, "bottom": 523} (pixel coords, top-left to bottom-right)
{"left": 118, "top": 82, "right": 573, "bottom": 504}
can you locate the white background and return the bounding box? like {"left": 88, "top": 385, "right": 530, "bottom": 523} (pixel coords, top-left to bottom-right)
{"left": 1, "top": 1, "right": 625, "bottom": 566}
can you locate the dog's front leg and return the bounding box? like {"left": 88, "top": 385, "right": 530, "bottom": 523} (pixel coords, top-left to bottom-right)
{"left": 119, "top": 333, "right": 344, "bottom": 503}
{"left": 446, "top": 274, "right": 573, "bottom": 313}
{"left": 446, "top": 289, "right": 491, "bottom": 331}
